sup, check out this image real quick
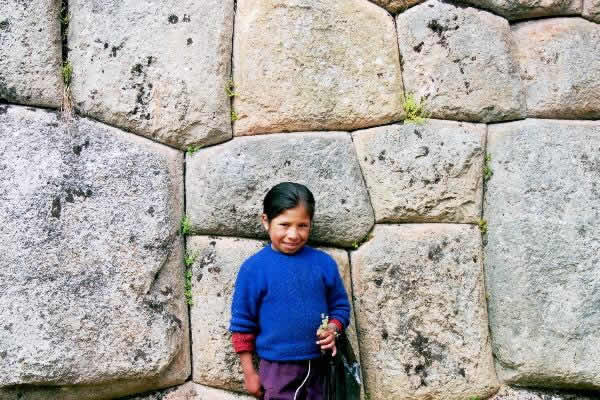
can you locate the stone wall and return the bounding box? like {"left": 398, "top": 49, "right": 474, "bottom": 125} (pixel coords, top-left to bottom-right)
{"left": 0, "top": 0, "right": 598, "bottom": 399}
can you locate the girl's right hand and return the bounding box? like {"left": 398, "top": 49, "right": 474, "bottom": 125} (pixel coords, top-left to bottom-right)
{"left": 244, "top": 371, "right": 264, "bottom": 399}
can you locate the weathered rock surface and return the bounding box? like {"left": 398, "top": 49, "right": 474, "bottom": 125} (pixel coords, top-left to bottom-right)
{"left": 583, "top": 0, "right": 600, "bottom": 22}
{"left": 489, "top": 386, "right": 599, "bottom": 400}
{"left": 127, "top": 382, "right": 255, "bottom": 400}
{"left": 0, "top": 105, "right": 188, "bottom": 398}
{"left": 458, "top": 0, "right": 581, "bottom": 20}
{"left": 68, "top": 0, "right": 233, "bottom": 149}
{"left": 186, "top": 132, "right": 375, "bottom": 247}
{"left": 233, "top": 0, "right": 404, "bottom": 135}
{"left": 396, "top": 0, "right": 525, "bottom": 123}
{"left": 512, "top": 18, "right": 600, "bottom": 120}
{"left": 188, "top": 236, "right": 359, "bottom": 393}
{"left": 0, "top": 0, "right": 62, "bottom": 107}
{"left": 485, "top": 119, "right": 600, "bottom": 390}
{"left": 188, "top": 236, "right": 266, "bottom": 392}
{"left": 368, "top": 0, "right": 426, "bottom": 14}
{"left": 353, "top": 120, "right": 485, "bottom": 223}
{"left": 351, "top": 224, "right": 498, "bottom": 400}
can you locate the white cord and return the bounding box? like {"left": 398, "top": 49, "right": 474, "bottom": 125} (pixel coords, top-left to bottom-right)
{"left": 293, "top": 359, "right": 311, "bottom": 400}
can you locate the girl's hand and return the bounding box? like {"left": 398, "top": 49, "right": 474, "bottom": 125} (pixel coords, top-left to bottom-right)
{"left": 244, "top": 370, "right": 264, "bottom": 399}
{"left": 316, "top": 326, "right": 338, "bottom": 356}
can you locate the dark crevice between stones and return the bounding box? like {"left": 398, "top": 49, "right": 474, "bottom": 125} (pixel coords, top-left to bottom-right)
{"left": 60, "top": 0, "right": 69, "bottom": 62}
{"left": 229, "top": 0, "right": 238, "bottom": 136}
{"left": 346, "top": 249, "right": 368, "bottom": 399}
{"left": 182, "top": 145, "right": 193, "bottom": 380}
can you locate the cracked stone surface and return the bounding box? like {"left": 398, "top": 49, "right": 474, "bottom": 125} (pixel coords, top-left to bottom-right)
{"left": 458, "top": 0, "right": 581, "bottom": 20}
{"left": 233, "top": 0, "right": 404, "bottom": 135}
{"left": 485, "top": 119, "right": 600, "bottom": 390}
{"left": 512, "top": 18, "right": 600, "bottom": 120}
{"left": 353, "top": 119, "right": 485, "bottom": 223}
{"left": 351, "top": 224, "right": 498, "bottom": 400}
{"left": 0, "top": 105, "right": 189, "bottom": 399}
{"left": 0, "top": 0, "right": 62, "bottom": 107}
{"left": 396, "top": 0, "right": 525, "bottom": 123}
{"left": 68, "top": 0, "right": 234, "bottom": 149}
{"left": 186, "top": 132, "right": 375, "bottom": 247}
{"left": 188, "top": 236, "right": 360, "bottom": 394}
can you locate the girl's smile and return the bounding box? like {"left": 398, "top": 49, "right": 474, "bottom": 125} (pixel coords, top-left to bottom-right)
{"left": 262, "top": 204, "right": 311, "bottom": 254}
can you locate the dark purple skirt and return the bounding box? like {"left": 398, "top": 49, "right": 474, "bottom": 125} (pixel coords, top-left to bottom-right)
{"left": 259, "top": 358, "right": 325, "bottom": 400}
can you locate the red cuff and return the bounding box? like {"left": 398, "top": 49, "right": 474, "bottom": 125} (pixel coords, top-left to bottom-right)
{"left": 330, "top": 319, "right": 344, "bottom": 333}
{"left": 232, "top": 332, "right": 256, "bottom": 353}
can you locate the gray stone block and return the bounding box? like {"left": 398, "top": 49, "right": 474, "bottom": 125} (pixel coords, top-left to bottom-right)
{"left": 232, "top": 0, "right": 404, "bottom": 135}
{"left": 68, "top": 0, "right": 234, "bottom": 149}
{"left": 0, "top": 0, "right": 62, "bottom": 107}
{"left": 396, "top": 0, "right": 525, "bottom": 123}
{"left": 185, "top": 132, "right": 375, "bottom": 247}
{"left": 512, "top": 18, "right": 600, "bottom": 120}
{"left": 351, "top": 224, "right": 498, "bottom": 400}
{"left": 0, "top": 105, "right": 188, "bottom": 398}
{"left": 353, "top": 120, "right": 485, "bottom": 223}
{"left": 583, "top": 0, "right": 600, "bottom": 22}
{"left": 485, "top": 119, "right": 600, "bottom": 390}
{"left": 459, "top": 0, "right": 581, "bottom": 20}
{"left": 489, "top": 386, "right": 599, "bottom": 400}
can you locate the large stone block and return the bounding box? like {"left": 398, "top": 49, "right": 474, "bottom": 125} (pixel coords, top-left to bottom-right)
{"left": 68, "top": 0, "right": 234, "bottom": 149}
{"left": 188, "top": 236, "right": 359, "bottom": 393}
{"left": 485, "top": 119, "right": 600, "bottom": 390}
{"left": 0, "top": 0, "right": 62, "bottom": 107}
{"left": 128, "top": 382, "right": 255, "bottom": 400}
{"left": 351, "top": 224, "right": 498, "bottom": 400}
{"left": 353, "top": 120, "right": 485, "bottom": 223}
{"left": 489, "top": 386, "right": 599, "bottom": 400}
{"left": 583, "top": 0, "right": 600, "bottom": 22}
{"left": 232, "top": 0, "right": 404, "bottom": 135}
{"left": 188, "top": 236, "right": 266, "bottom": 392}
{"left": 458, "top": 0, "right": 580, "bottom": 20}
{"left": 396, "top": 0, "right": 525, "bottom": 123}
{"left": 0, "top": 105, "right": 189, "bottom": 398}
{"left": 512, "top": 18, "right": 600, "bottom": 120}
{"left": 185, "top": 132, "right": 375, "bottom": 247}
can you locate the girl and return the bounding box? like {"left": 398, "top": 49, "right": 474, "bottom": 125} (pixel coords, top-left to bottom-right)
{"left": 230, "top": 182, "right": 351, "bottom": 400}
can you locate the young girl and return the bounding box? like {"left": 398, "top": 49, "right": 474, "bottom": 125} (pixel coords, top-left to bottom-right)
{"left": 230, "top": 182, "right": 351, "bottom": 400}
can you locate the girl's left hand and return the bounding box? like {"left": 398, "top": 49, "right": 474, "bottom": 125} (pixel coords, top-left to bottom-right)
{"left": 316, "top": 327, "right": 337, "bottom": 356}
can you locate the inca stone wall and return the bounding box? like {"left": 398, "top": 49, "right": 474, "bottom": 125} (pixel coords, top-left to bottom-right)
{"left": 0, "top": 0, "right": 598, "bottom": 399}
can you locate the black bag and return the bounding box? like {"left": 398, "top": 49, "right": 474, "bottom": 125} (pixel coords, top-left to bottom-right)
{"left": 323, "top": 332, "right": 362, "bottom": 400}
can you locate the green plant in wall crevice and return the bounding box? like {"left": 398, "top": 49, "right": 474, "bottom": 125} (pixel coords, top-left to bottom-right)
{"left": 402, "top": 92, "right": 430, "bottom": 124}
{"left": 180, "top": 215, "right": 192, "bottom": 235}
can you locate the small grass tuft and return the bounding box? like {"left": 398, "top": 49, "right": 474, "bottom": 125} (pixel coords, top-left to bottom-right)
{"left": 180, "top": 215, "right": 192, "bottom": 235}
{"left": 483, "top": 153, "right": 493, "bottom": 182}
{"left": 225, "top": 79, "right": 237, "bottom": 97}
{"left": 478, "top": 219, "right": 488, "bottom": 235}
{"left": 231, "top": 110, "right": 239, "bottom": 122}
{"left": 402, "top": 92, "right": 430, "bottom": 124}
{"left": 186, "top": 144, "right": 202, "bottom": 154}
{"left": 62, "top": 61, "right": 73, "bottom": 86}
{"left": 183, "top": 250, "right": 197, "bottom": 305}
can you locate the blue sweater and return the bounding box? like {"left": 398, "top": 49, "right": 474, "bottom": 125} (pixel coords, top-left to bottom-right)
{"left": 229, "top": 244, "right": 351, "bottom": 361}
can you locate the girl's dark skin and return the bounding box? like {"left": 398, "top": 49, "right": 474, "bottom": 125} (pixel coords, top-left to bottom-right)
{"left": 239, "top": 203, "right": 338, "bottom": 398}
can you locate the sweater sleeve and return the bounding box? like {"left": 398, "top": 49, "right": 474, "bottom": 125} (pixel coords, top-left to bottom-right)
{"left": 324, "top": 256, "right": 351, "bottom": 329}
{"left": 229, "top": 260, "right": 264, "bottom": 333}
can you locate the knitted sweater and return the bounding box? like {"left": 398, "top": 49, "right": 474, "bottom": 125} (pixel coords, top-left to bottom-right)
{"left": 229, "top": 244, "right": 351, "bottom": 361}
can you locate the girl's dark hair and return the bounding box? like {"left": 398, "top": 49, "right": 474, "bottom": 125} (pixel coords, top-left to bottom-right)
{"left": 263, "top": 182, "right": 315, "bottom": 221}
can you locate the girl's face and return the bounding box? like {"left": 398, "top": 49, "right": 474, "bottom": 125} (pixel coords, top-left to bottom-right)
{"left": 262, "top": 204, "right": 311, "bottom": 254}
